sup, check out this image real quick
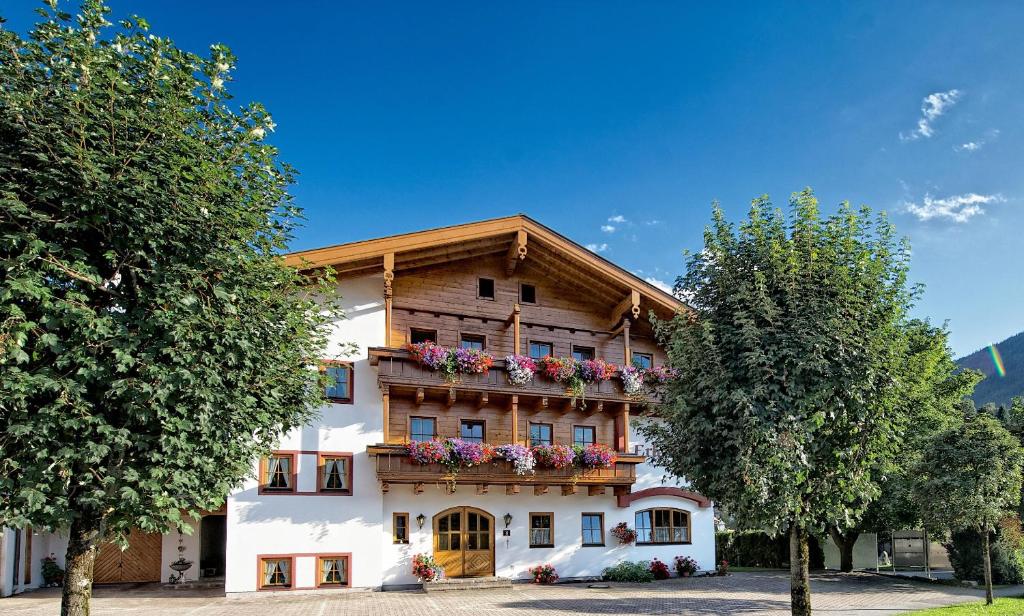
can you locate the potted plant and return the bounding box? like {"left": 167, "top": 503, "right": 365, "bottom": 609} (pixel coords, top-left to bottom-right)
{"left": 528, "top": 563, "right": 558, "bottom": 584}
{"left": 610, "top": 522, "right": 637, "bottom": 545}
{"left": 412, "top": 553, "right": 444, "bottom": 582}
{"left": 41, "top": 554, "right": 64, "bottom": 587}
{"left": 650, "top": 558, "right": 670, "bottom": 580}
{"left": 673, "top": 555, "right": 698, "bottom": 577}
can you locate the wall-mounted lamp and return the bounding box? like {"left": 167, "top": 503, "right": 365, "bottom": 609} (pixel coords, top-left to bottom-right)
{"left": 503, "top": 513, "right": 513, "bottom": 528}
{"left": 416, "top": 513, "right": 426, "bottom": 529}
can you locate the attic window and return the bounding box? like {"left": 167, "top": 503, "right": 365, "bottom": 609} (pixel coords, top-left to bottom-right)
{"left": 520, "top": 283, "right": 537, "bottom": 304}
{"left": 478, "top": 278, "right": 495, "bottom": 300}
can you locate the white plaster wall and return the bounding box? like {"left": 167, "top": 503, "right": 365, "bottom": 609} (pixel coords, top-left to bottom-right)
{"left": 225, "top": 274, "right": 386, "bottom": 593}
{"left": 381, "top": 487, "right": 714, "bottom": 585}
{"left": 161, "top": 520, "right": 201, "bottom": 582}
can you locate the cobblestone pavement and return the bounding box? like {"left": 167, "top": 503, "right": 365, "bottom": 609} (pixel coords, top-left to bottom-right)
{"left": 2, "top": 572, "right": 1016, "bottom": 616}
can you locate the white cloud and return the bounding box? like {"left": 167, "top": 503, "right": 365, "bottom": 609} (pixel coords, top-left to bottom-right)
{"left": 607, "top": 215, "right": 627, "bottom": 224}
{"left": 644, "top": 277, "right": 673, "bottom": 294}
{"left": 585, "top": 243, "right": 609, "bottom": 253}
{"left": 600, "top": 225, "right": 616, "bottom": 233}
{"left": 900, "top": 89, "right": 961, "bottom": 141}
{"left": 644, "top": 219, "right": 661, "bottom": 226}
{"left": 955, "top": 129, "right": 1000, "bottom": 153}
{"left": 904, "top": 192, "right": 1005, "bottom": 223}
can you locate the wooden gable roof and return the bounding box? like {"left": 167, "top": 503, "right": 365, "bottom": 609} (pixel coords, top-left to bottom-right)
{"left": 284, "top": 214, "right": 687, "bottom": 321}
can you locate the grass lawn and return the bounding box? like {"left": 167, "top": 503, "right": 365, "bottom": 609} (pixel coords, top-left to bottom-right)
{"left": 904, "top": 597, "right": 1024, "bottom": 615}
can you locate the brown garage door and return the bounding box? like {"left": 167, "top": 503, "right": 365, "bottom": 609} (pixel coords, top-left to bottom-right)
{"left": 94, "top": 529, "right": 162, "bottom": 584}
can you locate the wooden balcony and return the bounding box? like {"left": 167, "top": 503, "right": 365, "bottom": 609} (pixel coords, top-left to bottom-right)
{"left": 367, "top": 444, "right": 645, "bottom": 496}
{"left": 368, "top": 347, "right": 645, "bottom": 407}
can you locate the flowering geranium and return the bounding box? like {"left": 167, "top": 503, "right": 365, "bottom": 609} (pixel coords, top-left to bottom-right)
{"left": 644, "top": 365, "right": 676, "bottom": 385}
{"left": 406, "top": 342, "right": 449, "bottom": 370}
{"left": 454, "top": 347, "right": 493, "bottom": 375}
{"left": 408, "top": 439, "right": 448, "bottom": 465}
{"left": 532, "top": 444, "right": 576, "bottom": 469}
{"left": 405, "top": 342, "right": 494, "bottom": 382}
{"left": 578, "top": 358, "right": 617, "bottom": 382}
{"left": 611, "top": 522, "right": 637, "bottom": 544}
{"left": 537, "top": 355, "right": 576, "bottom": 382}
{"left": 496, "top": 443, "right": 535, "bottom": 475}
{"left": 528, "top": 563, "right": 558, "bottom": 584}
{"left": 619, "top": 365, "right": 644, "bottom": 396}
{"left": 650, "top": 558, "right": 670, "bottom": 580}
{"left": 674, "top": 555, "right": 698, "bottom": 577}
{"left": 578, "top": 443, "right": 617, "bottom": 469}
{"left": 505, "top": 354, "right": 537, "bottom": 386}
{"left": 448, "top": 438, "right": 495, "bottom": 467}
{"left": 412, "top": 553, "right": 444, "bottom": 582}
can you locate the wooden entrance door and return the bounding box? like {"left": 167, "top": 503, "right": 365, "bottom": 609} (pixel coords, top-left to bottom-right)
{"left": 94, "top": 529, "right": 162, "bottom": 584}
{"left": 433, "top": 507, "right": 494, "bottom": 578}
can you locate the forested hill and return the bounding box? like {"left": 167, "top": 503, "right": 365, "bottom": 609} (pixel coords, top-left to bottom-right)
{"left": 957, "top": 330, "right": 1024, "bottom": 407}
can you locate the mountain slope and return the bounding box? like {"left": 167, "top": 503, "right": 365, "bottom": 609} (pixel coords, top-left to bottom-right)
{"left": 957, "top": 330, "right": 1024, "bottom": 407}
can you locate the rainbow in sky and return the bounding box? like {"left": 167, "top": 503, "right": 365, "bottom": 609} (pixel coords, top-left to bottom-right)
{"left": 989, "top": 344, "right": 1006, "bottom": 378}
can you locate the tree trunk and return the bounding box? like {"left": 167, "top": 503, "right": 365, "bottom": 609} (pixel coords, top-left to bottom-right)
{"left": 790, "top": 523, "right": 812, "bottom": 616}
{"left": 61, "top": 512, "right": 103, "bottom": 616}
{"left": 982, "top": 528, "right": 994, "bottom": 605}
{"left": 827, "top": 527, "right": 859, "bottom": 573}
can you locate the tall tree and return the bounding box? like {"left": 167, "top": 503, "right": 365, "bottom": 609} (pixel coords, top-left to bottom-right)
{"left": 828, "top": 323, "right": 981, "bottom": 572}
{"left": 913, "top": 413, "right": 1024, "bottom": 604}
{"left": 0, "top": 3, "right": 335, "bottom": 615}
{"left": 641, "top": 190, "right": 917, "bottom": 616}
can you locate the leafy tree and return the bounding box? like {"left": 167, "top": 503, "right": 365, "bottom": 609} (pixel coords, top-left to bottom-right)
{"left": 641, "top": 190, "right": 917, "bottom": 616}
{"left": 827, "top": 323, "right": 981, "bottom": 572}
{"left": 0, "top": 3, "right": 335, "bottom": 614}
{"left": 913, "top": 413, "right": 1024, "bottom": 604}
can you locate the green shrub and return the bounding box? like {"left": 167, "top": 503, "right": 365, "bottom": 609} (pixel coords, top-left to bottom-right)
{"left": 716, "top": 530, "right": 825, "bottom": 569}
{"left": 945, "top": 528, "right": 1024, "bottom": 585}
{"left": 602, "top": 561, "right": 656, "bottom": 582}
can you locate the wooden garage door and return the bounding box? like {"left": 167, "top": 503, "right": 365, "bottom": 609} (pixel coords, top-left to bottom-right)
{"left": 94, "top": 529, "right": 162, "bottom": 584}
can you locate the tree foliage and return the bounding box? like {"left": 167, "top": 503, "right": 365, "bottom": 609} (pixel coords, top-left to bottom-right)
{"left": 640, "top": 189, "right": 919, "bottom": 614}
{"left": 912, "top": 412, "right": 1023, "bottom": 603}
{"left": 913, "top": 413, "right": 1023, "bottom": 535}
{"left": 0, "top": 2, "right": 335, "bottom": 612}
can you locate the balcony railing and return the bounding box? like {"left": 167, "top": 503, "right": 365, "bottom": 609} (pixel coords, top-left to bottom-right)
{"left": 368, "top": 444, "right": 644, "bottom": 490}
{"left": 368, "top": 347, "right": 644, "bottom": 403}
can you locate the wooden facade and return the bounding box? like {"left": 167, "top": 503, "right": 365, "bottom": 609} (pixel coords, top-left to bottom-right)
{"left": 290, "top": 215, "right": 686, "bottom": 496}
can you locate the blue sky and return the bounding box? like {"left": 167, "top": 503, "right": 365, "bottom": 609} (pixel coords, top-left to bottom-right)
{"left": 5, "top": 1, "right": 1023, "bottom": 357}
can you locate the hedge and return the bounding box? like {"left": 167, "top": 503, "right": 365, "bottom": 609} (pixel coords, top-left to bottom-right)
{"left": 716, "top": 530, "right": 825, "bottom": 569}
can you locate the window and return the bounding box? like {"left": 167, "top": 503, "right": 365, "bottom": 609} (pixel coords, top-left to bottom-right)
{"left": 261, "top": 454, "right": 294, "bottom": 493}
{"left": 410, "top": 417, "right": 436, "bottom": 442}
{"left": 632, "top": 352, "right": 653, "bottom": 370}
{"left": 528, "top": 341, "right": 553, "bottom": 359}
{"left": 477, "top": 278, "right": 495, "bottom": 300}
{"left": 581, "top": 513, "right": 604, "bottom": 546}
{"left": 393, "top": 513, "right": 410, "bottom": 544}
{"left": 529, "top": 513, "right": 554, "bottom": 548}
{"left": 635, "top": 508, "right": 690, "bottom": 544}
{"left": 573, "top": 425, "right": 596, "bottom": 447}
{"left": 260, "top": 557, "right": 292, "bottom": 589}
{"left": 520, "top": 283, "right": 537, "bottom": 304}
{"left": 318, "top": 454, "right": 352, "bottom": 494}
{"left": 572, "top": 345, "right": 595, "bottom": 361}
{"left": 460, "top": 419, "right": 485, "bottom": 443}
{"left": 529, "top": 423, "right": 553, "bottom": 447}
{"left": 323, "top": 362, "right": 353, "bottom": 403}
{"left": 317, "top": 556, "right": 350, "bottom": 588}
{"left": 459, "top": 334, "right": 486, "bottom": 351}
{"left": 410, "top": 328, "right": 437, "bottom": 344}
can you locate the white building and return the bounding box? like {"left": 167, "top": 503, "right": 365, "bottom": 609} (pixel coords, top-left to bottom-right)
{"left": 2, "top": 215, "right": 715, "bottom": 596}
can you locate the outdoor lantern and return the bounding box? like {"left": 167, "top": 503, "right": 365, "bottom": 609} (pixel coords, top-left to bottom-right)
{"left": 416, "top": 513, "right": 426, "bottom": 529}
{"left": 503, "top": 513, "right": 513, "bottom": 528}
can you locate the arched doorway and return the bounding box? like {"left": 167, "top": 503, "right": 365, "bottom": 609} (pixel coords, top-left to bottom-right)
{"left": 433, "top": 507, "right": 494, "bottom": 578}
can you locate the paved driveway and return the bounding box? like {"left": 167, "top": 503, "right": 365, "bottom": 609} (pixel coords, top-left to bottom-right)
{"left": 1, "top": 572, "right": 1015, "bottom": 616}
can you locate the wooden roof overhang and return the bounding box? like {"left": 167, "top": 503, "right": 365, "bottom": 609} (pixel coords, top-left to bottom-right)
{"left": 284, "top": 214, "right": 688, "bottom": 325}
